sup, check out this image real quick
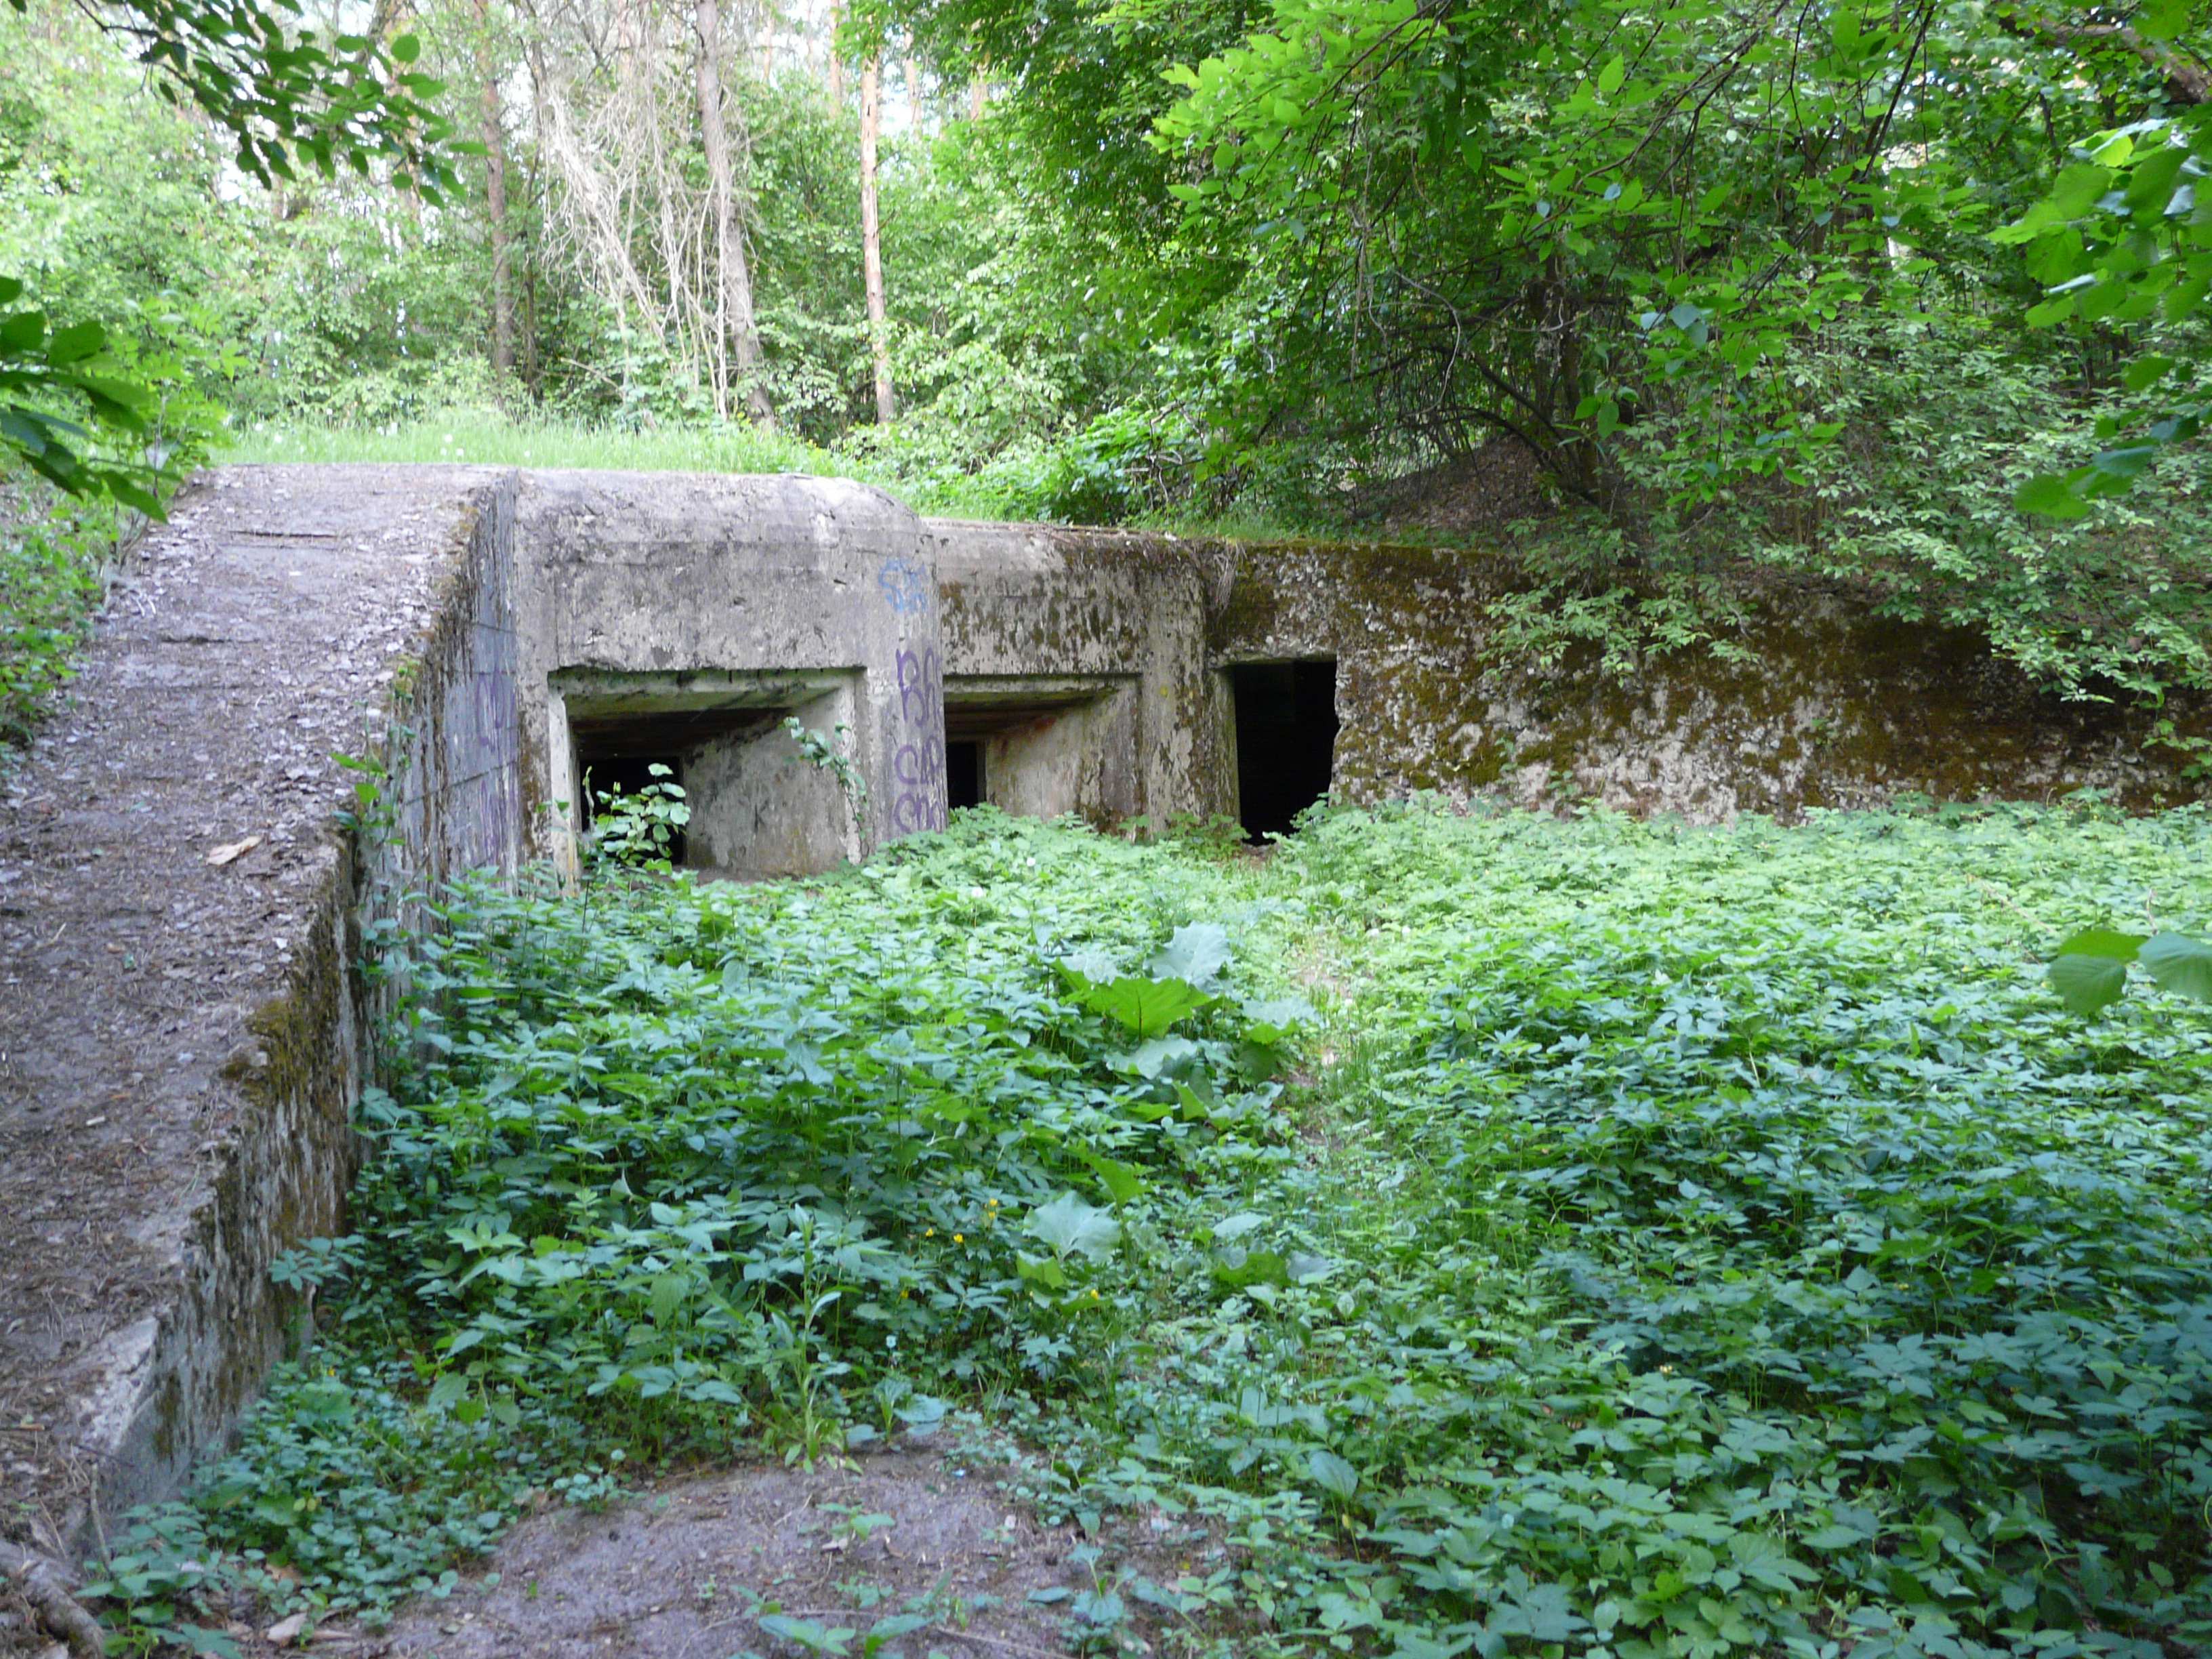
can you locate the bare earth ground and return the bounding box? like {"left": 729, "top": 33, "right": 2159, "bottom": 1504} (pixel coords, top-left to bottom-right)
{"left": 362, "top": 1444, "right": 1205, "bottom": 1659}
{"left": 129, "top": 1442, "right": 1214, "bottom": 1659}
{"left": 0, "top": 465, "right": 492, "bottom": 1603}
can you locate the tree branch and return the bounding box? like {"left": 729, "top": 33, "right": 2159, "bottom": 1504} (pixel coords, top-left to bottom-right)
{"left": 1996, "top": 6, "right": 2209, "bottom": 105}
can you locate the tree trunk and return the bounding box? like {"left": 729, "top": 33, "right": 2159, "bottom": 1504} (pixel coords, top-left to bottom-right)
{"left": 860, "top": 56, "right": 894, "bottom": 424}
{"left": 969, "top": 64, "right": 986, "bottom": 120}
{"left": 825, "top": 0, "right": 843, "bottom": 104}
{"left": 695, "top": 0, "right": 775, "bottom": 426}
{"left": 476, "top": 0, "right": 514, "bottom": 386}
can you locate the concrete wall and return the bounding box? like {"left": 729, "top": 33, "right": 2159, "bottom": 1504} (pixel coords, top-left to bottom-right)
{"left": 513, "top": 472, "right": 944, "bottom": 874}
{"left": 505, "top": 486, "right": 2204, "bottom": 855}
{"left": 925, "top": 521, "right": 1227, "bottom": 827}
{"left": 960, "top": 678, "right": 1141, "bottom": 823}
{"left": 684, "top": 682, "right": 863, "bottom": 876}
{"left": 88, "top": 475, "right": 527, "bottom": 1529}
{"left": 924, "top": 521, "right": 2211, "bottom": 824}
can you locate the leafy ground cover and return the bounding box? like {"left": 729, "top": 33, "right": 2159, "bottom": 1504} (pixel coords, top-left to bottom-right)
{"left": 0, "top": 482, "right": 127, "bottom": 748}
{"left": 95, "top": 803, "right": 2212, "bottom": 1658}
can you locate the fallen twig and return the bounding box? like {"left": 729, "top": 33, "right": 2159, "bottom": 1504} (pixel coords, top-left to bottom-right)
{"left": 0, "top": 1538, "right": 105, "bottom": 1658}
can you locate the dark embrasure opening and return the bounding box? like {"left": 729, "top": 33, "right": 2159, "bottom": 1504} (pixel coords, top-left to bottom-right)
{"left": 1229, "top": 659, "right": 1338, "bottom": 842}
{"left": 946, "top": 740, "right": 984, "bottom": 811}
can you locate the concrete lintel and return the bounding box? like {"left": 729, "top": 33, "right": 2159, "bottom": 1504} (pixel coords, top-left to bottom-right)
{"left": 553, "top": 666, "right": 859, "bottom": 716}
{"left": 945, "top": 672, "right": 1132, "bottom": 708}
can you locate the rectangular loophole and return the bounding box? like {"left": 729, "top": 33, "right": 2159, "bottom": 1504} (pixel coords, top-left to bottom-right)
{"left": 554, "top": 669, "right": 859, "bottom": 878}
{"left": 1228, "top": 659, "right": 1338, "bottom": 840}
{"left": 947, "top": 741, "right": 984, "bottom": 811}
{"left": 941, "top": 675, "right": 1136, "bottom": 825}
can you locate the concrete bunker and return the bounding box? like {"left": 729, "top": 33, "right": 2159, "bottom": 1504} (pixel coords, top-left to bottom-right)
{"left": 37, "top": 466, "right": 2212, "bottom": 1574}
{"left": 1227, "top": 659, "right": 1340, "bottom": 840}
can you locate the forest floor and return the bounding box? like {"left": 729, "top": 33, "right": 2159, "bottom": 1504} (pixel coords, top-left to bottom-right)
{"left": 0, "top": 466, "right": 491, "bottom": 1643}
{"left": 354, "top": 1443, "right": 1187, "bottom": 1659}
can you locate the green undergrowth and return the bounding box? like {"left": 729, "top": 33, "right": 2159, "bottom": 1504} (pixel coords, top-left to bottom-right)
{"left": 0, "top": 478, "right": 127, "bottom": 747}
{"left": 94, "top": 804, "right": 2212, "bottom": 1658}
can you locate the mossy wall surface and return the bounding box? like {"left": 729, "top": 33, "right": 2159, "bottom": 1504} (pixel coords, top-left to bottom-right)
{"left": 932, "top": 523, "right": 2208, "bottom": 823}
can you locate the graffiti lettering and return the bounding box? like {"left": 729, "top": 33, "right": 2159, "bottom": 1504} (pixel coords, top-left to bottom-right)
{"left": 876, "top": 555, "right": 930, "bottom": 618}
{"left": 890, "top": 644, "right": 945, "bottom": 834}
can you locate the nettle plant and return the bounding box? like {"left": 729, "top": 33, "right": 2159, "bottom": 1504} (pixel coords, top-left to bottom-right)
{"left": 88, "top": 805, "right": 2212, "bottom": 1656}
{"left": 2049, "top": 926, "right": 2212, "bottom": 1017}
{"left": 586, "top": 763, "right": 690, "bottom": 869}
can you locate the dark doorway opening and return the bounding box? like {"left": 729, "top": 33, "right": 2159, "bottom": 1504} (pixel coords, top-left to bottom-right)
{"left": 947, "top": 741, "right": 984, "bottom": 811}
{"left": 1229, "top": 659, "right": 1338, "bottom": 841}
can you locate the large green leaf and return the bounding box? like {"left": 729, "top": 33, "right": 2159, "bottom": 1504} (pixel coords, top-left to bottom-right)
{"left": 1149, "top": 922, "right": 1231, "bottom": 986}
{"left": 2139, "top": 933, "right": 2212, "bottom": 1002}
{"left": 2053, "top": 928, "right": 2147, "bottom": 962}
{"left": 2049, "top": 954, "right": 2129, "bottom": 1017}
{"left": 1025, "top": 1191, "right": 1121, "bottom": 1261}
{"left": 1077, "top": 973, "right": 1212, "bottom": 1037}
{"left": 2048, "top": 927, "right": 2149, "bottom": 1016}
{"left": 1308, "top": 1449, "right": 1360, "bottom": 1500}
{"left": 1115, "top": 1035, "right": 1201, "bottom": 1078}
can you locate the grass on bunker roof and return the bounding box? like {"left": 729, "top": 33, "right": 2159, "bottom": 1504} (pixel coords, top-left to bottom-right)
{"left": 218, "top": 410, "right": 1326, "bottom": 542}
{"left": 85, "top": 800, "right": 2212, "bottom": 1658}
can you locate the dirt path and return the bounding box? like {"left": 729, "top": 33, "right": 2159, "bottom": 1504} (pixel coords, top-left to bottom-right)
{"left": 364, "top": 1446, "right": 1164, "bottom": 1659}
{"left": 0, "top": 465, "right": 492, "bottom": 1589}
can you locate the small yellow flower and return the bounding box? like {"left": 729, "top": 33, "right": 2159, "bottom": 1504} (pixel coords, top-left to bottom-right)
{"left": 954, "top": 1233, "right": 965, "bottom": 1244}
{"left": 925, "top": 1227, "right": 935, "bottom": 1237}
{"left": 1088, "top": 1288, "right": 1100, "bottom": 1300}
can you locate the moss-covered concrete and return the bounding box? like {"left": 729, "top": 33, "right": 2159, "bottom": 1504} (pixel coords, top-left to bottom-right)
{"left": 927, "top": 521, "right": 2207, "bottom": 823}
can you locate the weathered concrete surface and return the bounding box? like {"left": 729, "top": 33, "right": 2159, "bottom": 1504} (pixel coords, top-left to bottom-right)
{"left": 0, "top": 464, "right": 520, "bottom": 1565}
{"left": 513, "top": 472, "right": 945, "bottom": 874}
{"left": 926, "top": 523, "right": 2211, "bottom": 823}
{"left": 926, "top": 521, "right": 1227, "bottom": 826}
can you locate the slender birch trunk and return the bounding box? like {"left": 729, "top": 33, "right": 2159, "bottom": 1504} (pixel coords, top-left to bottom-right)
{"left": 859, "top": 56, "right": 893, "bottom": 424}
{"left": 477, "top": 0, "right": 514, "bottom": 385}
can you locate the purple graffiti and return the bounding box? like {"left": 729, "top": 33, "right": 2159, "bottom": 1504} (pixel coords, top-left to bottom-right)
{"left": 890, "top": 644, "right": 946, "bottom": 834}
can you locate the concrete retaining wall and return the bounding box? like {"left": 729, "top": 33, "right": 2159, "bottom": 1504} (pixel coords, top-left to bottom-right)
{"left": 926, "top": 522, "right": 2210, "bottom": 825}
{"left": 82, "top": 475, "right": 527, "bottom": 1531}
